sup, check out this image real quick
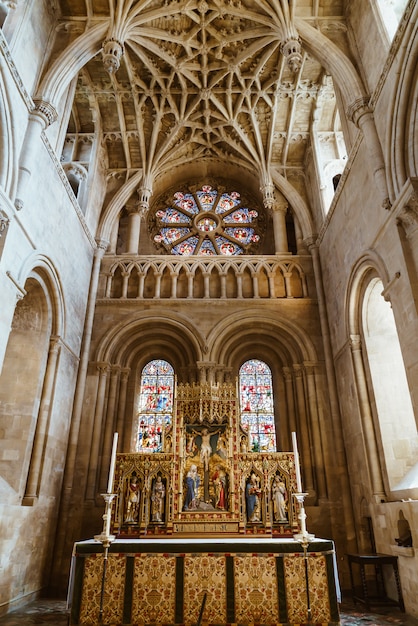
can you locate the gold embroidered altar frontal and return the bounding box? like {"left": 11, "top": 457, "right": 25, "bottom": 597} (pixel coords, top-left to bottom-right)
{"left": 70, "top": 538, "right": 340, "bottom": 625}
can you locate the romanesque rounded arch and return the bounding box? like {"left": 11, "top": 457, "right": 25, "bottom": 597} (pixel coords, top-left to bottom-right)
{"left": 346, "top": 250, "right": 390, "bottom": 337}
{"left": 207, "top": 308, "right": 318, "bottom": 370}
{"left": 94, "top": 309, "right": 205, "bottom": 370}
{"left": 17, "top": 254, "right": 66, "bottom": 338}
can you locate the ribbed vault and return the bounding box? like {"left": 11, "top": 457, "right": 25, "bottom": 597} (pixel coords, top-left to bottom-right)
{"left": 39, "top": 0, "right": 362, "bottom": 233}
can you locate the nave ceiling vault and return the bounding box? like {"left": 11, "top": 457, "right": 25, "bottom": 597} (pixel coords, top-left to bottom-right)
{"left": 49, "top": 0, "right": 353, "bottom": 214}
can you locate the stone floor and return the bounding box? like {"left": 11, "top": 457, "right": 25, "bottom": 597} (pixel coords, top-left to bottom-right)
{"left": 0, "top": 597, "right": 416, "bottom": 625}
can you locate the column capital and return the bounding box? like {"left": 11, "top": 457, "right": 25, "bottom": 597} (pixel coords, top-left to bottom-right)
{"left": 304, "top": 236, "right": 318, "bottom": 252}
{"left": 272, "top": 198, "right": 288, "bottom": 214}
{"left": 32, "top": 99, "right": 58, "bottom": 128}
{"left": 95, "top": 238, "right": 109, "bottom": 257}
{"left": 346, "top": 96, "right": 371, "bottom": 127}
{"left": 49, "top": 335, "right": 62, "bottom": 354}
{"left": 120, "top": 368, "right": 131, "bottom": 382}
{"left": 96, "top": 361, "right": 111, "bottom": 375}
{"left": 349, "top": 334, "right": 362, "bottom": 351}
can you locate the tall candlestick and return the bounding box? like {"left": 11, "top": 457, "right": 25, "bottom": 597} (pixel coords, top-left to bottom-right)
{"left": 291, "top": 431, "right": 303, "bottom": 492}
{"left": 107, "top": 432, "right": 118, "bottom": 494}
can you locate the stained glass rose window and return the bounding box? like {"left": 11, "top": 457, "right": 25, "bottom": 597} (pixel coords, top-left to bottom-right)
{"left": 152, "top": 185, "right": 261, "bottom": 256}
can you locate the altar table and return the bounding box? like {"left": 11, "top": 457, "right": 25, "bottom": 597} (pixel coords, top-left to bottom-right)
{"left": 68, "top": 537, "right": 341, "bottom": 625}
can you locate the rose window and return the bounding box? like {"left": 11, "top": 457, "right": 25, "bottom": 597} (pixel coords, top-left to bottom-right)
{"left": 152, "top": 185, "right": 261, "bottom": 256}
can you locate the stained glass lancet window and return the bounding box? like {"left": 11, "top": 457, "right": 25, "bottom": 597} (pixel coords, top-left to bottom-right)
{"left": 239, "top": 359, "right": 276, "bottom": 452}
{"left": 135, "top": 360, "right": 174, "bottom": 453}
{"left": 152, "top": 185, "right": 261, "bottom": 256}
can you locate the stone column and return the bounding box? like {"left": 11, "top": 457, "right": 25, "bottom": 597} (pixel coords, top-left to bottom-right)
{"left": 117, "top": 369, "right": 131, "bottom": 450}
{"left": 99, "top": 365, "right": 121, "bottom": 492}
{"left": 307, "top": 238, "right": 356, "bottom": 529}
{"left": 347, "top": 98, "right": 390, "bottom": 210}
{"left": 15, "top": 100, "right": 58, "bottom": 210}
{"left": 86, "top": 361, "right": 110, "bottom": 501}
{"left": 350, "top": 334, "right": 385, "bottom": 500}
{"left": 271, "top": 200, "right": 289, "bottom": 254}
{"left": 23, "top": 336, "right": 61, "bottom": 505}
{"left": 126, "top": 203, "right": 145, "bottom": 254}
{"left": 293, "top": 364, "right": 315, "bottom": 494}
{"left": 50, "top": 240, "right": 108, "bottom": 588}
{"left": 283, "top": 367, "right": 297, "bottom": 438}
{"left": 304, "top": 362, "right": 327, "bottom": 500}
{"left": 261, "top": 181, "right": 289, "bottom": 254}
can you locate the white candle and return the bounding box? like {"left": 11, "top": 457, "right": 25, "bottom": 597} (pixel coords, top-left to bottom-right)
{"left": 291, "top": 431, "right": 303, "bottom": 493}
{"left": 107, "top": 432, "right": 118, "bottom": 494}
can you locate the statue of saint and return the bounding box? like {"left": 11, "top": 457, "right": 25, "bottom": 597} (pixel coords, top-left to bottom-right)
{"left": 246, "top": 473, "right": 261, "bottom": 522}
{"left": 184, "top": 464, "right": 200, "bottom": 510}
{"left": 151, "top": 476, "right": 165, "bottom": 523}
{"left": 271, "top": 475, "right": 287, "bottom": 522}
{"left": 212, "top": 465, "right": 227, "bottom": 509}
{"left": 125, "top": 474, "right": 140, "bottom": 523}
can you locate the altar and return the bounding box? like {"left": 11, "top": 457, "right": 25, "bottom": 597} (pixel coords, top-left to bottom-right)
{"left": 68, "top": 380, "right": 341, "bottom": 625}
{"left": 68, "top": 537, "right": 341, "bottom": 625}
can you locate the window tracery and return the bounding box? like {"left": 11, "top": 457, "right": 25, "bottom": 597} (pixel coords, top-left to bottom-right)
{"left": 239, "top": 359, "right": 277, "bottom": 453}
{"left": 135, "top": 360, "right": 174, "bottom": 453}
{"left": 152, "top": 185, "right": 261, "bottom": 256}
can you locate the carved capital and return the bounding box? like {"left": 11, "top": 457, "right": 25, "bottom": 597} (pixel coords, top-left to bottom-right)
{"left": 293, "top": 363, "right": 303, "bottom": 378}
{"left": 96, "top": 361, "right": 111, "bottom": 376}
{"left": 96, "top": 238, "right": 109, "bottom": 257}
{"left": 32, "top": 99, "right": 58, "bottom": 127}
{"left": 346, "top": 97, "right": 371, "bottom": 127}
{"left": 349, "top": 334, "right": 362, "bottom": 352}
{"left": 120, "top": 368, "right": 131, "bottom": 383}
{"left": 49, "top": 336, "right": 61, "bottom": 354}
{"left": 397, "top": 195, "right": 418, "bottom": 236}
{"left": 282, "top": 366, "right": 293, "bottom": 382}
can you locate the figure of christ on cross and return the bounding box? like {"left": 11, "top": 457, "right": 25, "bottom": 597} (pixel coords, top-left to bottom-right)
{"left": 188, "top": 426, "right": 223, "bottom": 503}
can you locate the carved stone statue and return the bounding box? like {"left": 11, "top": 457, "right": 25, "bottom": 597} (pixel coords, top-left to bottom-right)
{"left": 151, "top": 476, "right": 165, "bottom": 523}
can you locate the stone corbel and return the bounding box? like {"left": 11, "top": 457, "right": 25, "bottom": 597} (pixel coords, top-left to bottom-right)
{"left": 393, "top": 179, "right": 418, "bottom": 238}
{"left": 275, "top": 0, "right": 303, "bottom": 72}
{"left": 102, "top": 38, "right": 124, "bottom": 74}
